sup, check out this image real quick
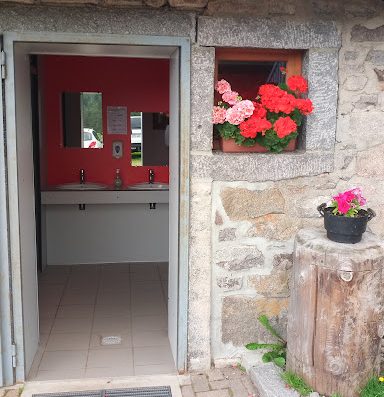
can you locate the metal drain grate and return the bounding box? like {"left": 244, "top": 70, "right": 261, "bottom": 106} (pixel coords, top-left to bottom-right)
{"left": 34, "top": 387, "right": 172, "bottom": 397}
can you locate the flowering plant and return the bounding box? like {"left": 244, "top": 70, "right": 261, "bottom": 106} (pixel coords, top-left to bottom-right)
{"left": 330, "top": 188, "right": 367, "bottom": 217}
{"left": 212, "top": 74, "right": 313, "bottom": 153}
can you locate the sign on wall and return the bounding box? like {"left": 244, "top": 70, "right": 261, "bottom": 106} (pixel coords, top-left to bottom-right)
{"left": 107, "top": 106, "right": 127, "bottom": 134}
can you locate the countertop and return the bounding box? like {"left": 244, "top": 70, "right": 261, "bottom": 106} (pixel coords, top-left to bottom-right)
{"left": 41, "top": 190, "right": 169, "bottom": 204}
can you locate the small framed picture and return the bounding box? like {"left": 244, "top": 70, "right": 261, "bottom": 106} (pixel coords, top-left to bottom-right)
{"left": 112, "top": 140, "right": 123, "bottom": 159}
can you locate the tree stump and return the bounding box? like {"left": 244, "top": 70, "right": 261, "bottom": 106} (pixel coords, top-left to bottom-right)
{"left": 287, "top": 228, "right": 384, "bottom": 397}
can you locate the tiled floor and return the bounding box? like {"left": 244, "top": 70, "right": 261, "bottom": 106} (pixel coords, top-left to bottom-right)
{"left": 29, "top": 262, "right": 175, "bottom": 381}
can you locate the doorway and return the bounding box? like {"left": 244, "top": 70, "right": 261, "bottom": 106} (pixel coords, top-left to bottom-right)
{"left": 0, "top": 33, "right": 190, "bottom": 385}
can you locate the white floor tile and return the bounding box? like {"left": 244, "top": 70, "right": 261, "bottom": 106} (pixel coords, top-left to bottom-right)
{"left": 132, "top": 315, "right": 167, "bottom": 331}
{"left": 39, "top": 318, "right": 55, "bottom": 334}
{"left": 87, "top": 348, "right": 133, "bottom": 368}
{"left": 94, "top": 304, "right": 131, "bottom": 318}
{"left": 39, "top": 350, "right": 88, "bottom": 371}
{"left": 102, "top": 263, "right": 131, "bottom": 272}
{"left": 96, "top": 290, "right": 131, "bottom": 305}
{"left": 61, "top": 289, "right": 97, "bottom": 305}
{"left": 133, "top": 345, "right": 174, "bottom": 366}
{"left": 130, "top": 263, "right": 158, "bottom": 273}
{"left": 35, "top": 262, "right": 172, "bottom": 380}
{"left": 90, "top": 332, "right": 132, "bottom": 349}
{"left": 92, "top": 316, "right": 131, "bottom": 333}
{"left": 132, "top": 301, "right": 167, "bottom": 317}
{"left": 51, "top": 318, "right": 93, "bottom": 334}
{"left": 39, "top": 306, "right": 59, "bottom": 320}
{"left": 132, "top": 329, "right": 169, "bottom": 347}
{"left": 56, "top": 304, "right": 95, "bottom": 319}
{"left": 45, "top": 332, "right": 91, "bottom": 351}
{"left": 34, "top": 369, "right": 86, "bottom": 381}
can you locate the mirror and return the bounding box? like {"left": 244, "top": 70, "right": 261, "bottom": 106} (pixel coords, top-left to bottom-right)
{"left": 130, "top": 112, "right": 169, "bottom": 166}
{"left": 62, "top": 92, "right": 103, "bottom": 149}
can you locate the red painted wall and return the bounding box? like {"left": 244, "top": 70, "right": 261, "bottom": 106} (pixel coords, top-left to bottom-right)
{"left": 40, "top": 55, "right": 169, "bottom": 188}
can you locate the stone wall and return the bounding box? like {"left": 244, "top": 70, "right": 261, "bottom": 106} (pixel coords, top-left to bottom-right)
{"left": 0, "top": 0, "right": 384, "bottom": 372}
{"left": 204, "top": 0, "right": 384, "bottom": 367}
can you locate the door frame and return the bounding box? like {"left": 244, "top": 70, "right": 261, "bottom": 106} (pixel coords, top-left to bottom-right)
{"left": 2, "top": 31, "right": 190, "bottom": 381}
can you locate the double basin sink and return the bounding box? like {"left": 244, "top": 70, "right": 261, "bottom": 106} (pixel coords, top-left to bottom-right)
{"left": 55, "top": 182, "right": 169, "bottom": 191}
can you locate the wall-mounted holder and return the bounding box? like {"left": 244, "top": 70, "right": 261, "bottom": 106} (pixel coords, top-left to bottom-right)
{"left": 112, "top": 140, "right": 123, "bottom": 158}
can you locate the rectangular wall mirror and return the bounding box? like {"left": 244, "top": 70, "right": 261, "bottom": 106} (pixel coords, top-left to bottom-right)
{"left": 62, "top": 92, "right": 103, "bottom": 149}
{"left": 130, "top": 112, "right": 169, "bottom": 166}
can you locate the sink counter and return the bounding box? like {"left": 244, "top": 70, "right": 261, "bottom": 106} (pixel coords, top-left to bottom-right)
{"left": 41, "top": 190, "right": 169, "bottom": 205}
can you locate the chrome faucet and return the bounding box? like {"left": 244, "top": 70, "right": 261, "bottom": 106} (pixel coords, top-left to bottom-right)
{"left": 149, "top": 169, "right": 155, "bottom": 184}
{"left": 80, "top": 169, "right": 85, "bottom": 184}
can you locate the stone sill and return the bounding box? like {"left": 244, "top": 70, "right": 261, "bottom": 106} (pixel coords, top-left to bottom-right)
{"left": 191, "top": 150, "right": 334, "bottom": 182}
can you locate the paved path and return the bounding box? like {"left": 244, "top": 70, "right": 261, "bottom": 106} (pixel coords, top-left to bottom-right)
{"left": 180, "top": 366, "right": 258, "bottom": 397}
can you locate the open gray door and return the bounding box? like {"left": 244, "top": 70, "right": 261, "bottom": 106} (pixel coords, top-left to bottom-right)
{"left": 3, "top": 35, "right": 40, "bottom": 381}
{"left": 168, "top": 48, "right": 180, "bottom": 367}
{"left": 0, "top": 36, "right": 16, "bottom": 387}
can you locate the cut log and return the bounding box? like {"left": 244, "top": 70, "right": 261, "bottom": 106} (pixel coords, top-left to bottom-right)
{"left": 287, "top": 228, "right": 384, "bottom": 397}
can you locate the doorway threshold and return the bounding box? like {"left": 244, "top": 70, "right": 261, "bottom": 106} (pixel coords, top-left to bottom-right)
{"left": 21, "top": 375, "right": 182, "bottom": 397}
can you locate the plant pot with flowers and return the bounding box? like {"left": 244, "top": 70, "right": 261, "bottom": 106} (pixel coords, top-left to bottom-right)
{"left": 317, "top": 188, "right": 376, "bottom": 244}
{"left": 212, "top": 73, "right": 314, "bottom": 153}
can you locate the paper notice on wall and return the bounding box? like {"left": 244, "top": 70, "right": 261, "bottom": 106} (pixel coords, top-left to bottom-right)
{"left": 107, "top": 106, "right": 127, "bottom": 134}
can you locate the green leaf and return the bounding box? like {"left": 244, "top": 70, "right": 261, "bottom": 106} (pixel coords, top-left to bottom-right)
{"left": 245, "top": 343, "right": 285, "bottom": 351}
{"left": 258, "top": 315, "right": 285, "bottom": 343}
{"left": 273, "top": 357, "right": 286, "bottom": 368}
{"left": 262, "top": 352, "right": 273, "bottom": 363}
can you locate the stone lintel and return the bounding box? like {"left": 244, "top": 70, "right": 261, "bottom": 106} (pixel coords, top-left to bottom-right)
{"left": 197, "top": 16, "right": 341, "bottom": 49}
{"left": 191, "top": 151, "right": 334, "bottom": 182}
{"left": 0, "top": 5, "right": 197, "bottom": 39}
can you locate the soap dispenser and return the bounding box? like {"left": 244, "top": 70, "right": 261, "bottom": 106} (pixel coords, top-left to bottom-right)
{"left": 114, "top": 169, "right": 123, "bottom": 190}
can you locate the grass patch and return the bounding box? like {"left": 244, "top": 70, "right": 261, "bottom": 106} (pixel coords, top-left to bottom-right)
{"left": 281, "top": 371, "right": 313, "bottom": 396}
{"left": 131, "top": 152, "right": 142, "bottom": 167}
{"left": 360, "top": 376, "right": 384, "bottom": 397}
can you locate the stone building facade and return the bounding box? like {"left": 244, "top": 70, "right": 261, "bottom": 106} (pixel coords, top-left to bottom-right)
{"left": 0, "top": 0, "right": 383, "bottom": 375}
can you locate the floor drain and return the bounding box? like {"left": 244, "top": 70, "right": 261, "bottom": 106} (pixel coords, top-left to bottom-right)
{"left": 101, "top": 335, "right": 122, "bottom": 345}
{"left": 34, "top": 386, "right": 172, "bottom": 397}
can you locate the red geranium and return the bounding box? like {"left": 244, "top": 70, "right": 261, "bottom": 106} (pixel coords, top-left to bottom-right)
{"left": 295, "top": 98, "right": 314, "bottom": 115}
{"left": 273, "top": 116, "right": 297, "bottom": 138}
{"left": 287, "top": 75, "right": 308, "bottom": 93}
{"left": 240, "top": 115, "right": 272, "bottom": 138}
{"left": 259, "top": 84, "right": 296, "bottom": 114}
{"left": 251, "top": 102, "right": 267, "bottom": 118}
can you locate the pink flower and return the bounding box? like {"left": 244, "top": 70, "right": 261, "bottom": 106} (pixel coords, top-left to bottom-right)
{"left": 333, "top": 195, "right": 351, "bottom": 214}
{"left": 332, "top": 190, "right": 355, "bottom": 214}
{"left": 225, "top": 107, "right": 245, "bottom": 125}
{"left": 237, "top": 100, "right": 255, "bottom": 118}
{"left": 215, "top": 79, "right": 231, "bottom": 94}
{"left": 225, "top": 100, "right": 255, "bottom": 125}
{"left": 222, "top": 91, "right": 240, "bottom": 105}
{"left": 350, "top": 188, "right": 367, "bottom": 206}
{"left": 212, "top": 106, "right": 227, "bottom": 124}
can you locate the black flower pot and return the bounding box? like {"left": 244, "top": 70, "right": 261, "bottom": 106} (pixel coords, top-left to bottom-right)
{"left": 317, "top": 203, "right": 376, "bottom": 244}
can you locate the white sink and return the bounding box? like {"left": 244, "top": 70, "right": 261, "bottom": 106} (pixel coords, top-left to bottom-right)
{"left": 126, "top": 182, "right": 169, "bottom": 191}
{"left": 56, "top": 182, "right": 108, "bottom": 190}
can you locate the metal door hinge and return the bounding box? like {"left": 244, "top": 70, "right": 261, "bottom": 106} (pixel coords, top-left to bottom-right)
{"left": 1, "top": 51, "right": 6, "bottom": 80}
{"left": 11, "top": 344, "right": 17, "bottom": 367}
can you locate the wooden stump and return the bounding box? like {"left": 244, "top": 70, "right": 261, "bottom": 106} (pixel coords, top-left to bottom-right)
{"left": 287, "top": 228, "right": 384, "bottom": 397}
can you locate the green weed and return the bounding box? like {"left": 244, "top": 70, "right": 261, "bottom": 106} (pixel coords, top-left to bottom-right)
{"left": 281, "top": 371, "right": 313, "bottom": 396}
{"left": 360, "top": 376, "right": 384, "bottom": 397}
{"left": 245, "top": 315, "right": 286, "bottom": 368}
